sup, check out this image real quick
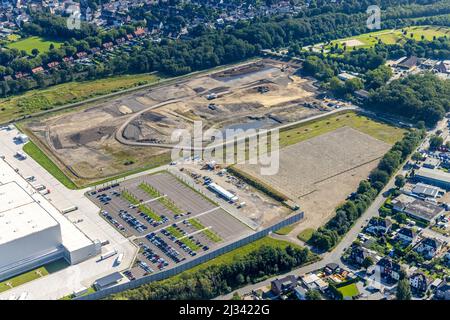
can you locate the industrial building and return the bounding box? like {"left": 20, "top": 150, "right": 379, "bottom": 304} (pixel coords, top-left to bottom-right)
{"left": 391, "top": 194, "right": 444, "bottom": 224}
{"left": 414, "top": 167, "right": 450, "bottom": 190}
{"left": 207, "top": 182, "right": 239, "bottom": 202}
{"left": 410, "top": 183, "right": 444, "bottom": 199}
{"left": 0, "top": 158, "right": 100, "bottom": 282}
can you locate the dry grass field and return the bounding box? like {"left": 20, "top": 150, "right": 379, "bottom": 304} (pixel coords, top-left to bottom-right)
{"left": 236, "top": 126, "right": 392, "bottom": 231}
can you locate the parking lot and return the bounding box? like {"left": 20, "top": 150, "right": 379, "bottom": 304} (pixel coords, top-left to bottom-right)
{"left": 86, "top": 171, "right": 251, "bottom": 280}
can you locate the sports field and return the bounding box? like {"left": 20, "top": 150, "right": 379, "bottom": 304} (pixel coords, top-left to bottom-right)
{"left": 6, "top": 36, "right": 62, "bottom": 54}
{"left": 318, "top": 25, "right": 450, "bottom": 53}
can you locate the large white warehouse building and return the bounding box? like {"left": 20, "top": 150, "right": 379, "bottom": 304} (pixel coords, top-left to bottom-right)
{"left": 0, "top": 158, "right": 100, "bottom": 281}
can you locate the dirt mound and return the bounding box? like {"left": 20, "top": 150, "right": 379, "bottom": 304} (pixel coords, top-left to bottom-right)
{"left": 70, "top": 126, "right": 115, "bottom": 145}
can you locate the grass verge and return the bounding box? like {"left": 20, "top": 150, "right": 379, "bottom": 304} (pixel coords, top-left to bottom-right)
{"left": 274, "top": 224, "right": 297, "bottom": 235}
{"left": 0, "top": 73, "right": 160, "bottom": 124}
{"left": 297, "top": 228, "right": 315, "bottom": 242}
{"left": 22, "top": 141, "right": 77, "bottom": 189}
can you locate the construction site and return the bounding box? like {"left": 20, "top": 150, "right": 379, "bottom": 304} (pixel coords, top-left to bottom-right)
{"left": 23, "top": 59, "right": 325, "bottom": 183}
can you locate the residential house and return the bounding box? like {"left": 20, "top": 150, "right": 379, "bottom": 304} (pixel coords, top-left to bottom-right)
{"left": 294, "top": 286, "right": 308, "bottom": 300}
{"left": 31, "top": 66, "right": 44, "bottom": 74}
{"left": 324, "top": 263, "right": 340, "bottom": 275}
{"left": 75, "top": 51, "right": 87, "bottom": 59}
{"left": 409, "top": 273, "right": 429, "bottom": 294}
{"left": 396, "top": 227, "right": 417, "bottom": 244}
{"left": 349, "top": 244, "right": 369, "bottom": 265}
{"left": 47, "top": 61, "right": 59, "bottom": 69}
{"left": 444, "top": 250, "right": 450, "bottom": 266}
{"left": 378, "top": 257, "right": 401, "bottom": 281}
{"left": 436, "top": 279, "right": 450, "bottom": 300}
{"left": 366, "top": 217, "right": 392, "bottom": 235}
{"left": 134, "top": 27, "right": 146, "bottom": 37}
{"left": 415, "top": 238, "right": 443, "bottom": 259}
{"left": 271, "top": 275, "right": 297, "bottom": 296}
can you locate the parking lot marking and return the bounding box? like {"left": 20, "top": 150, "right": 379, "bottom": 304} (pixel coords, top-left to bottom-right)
{"left": 130, "top": 194, "right": 167, "bottom": 208}
{"left": 178, "top": 226, "right": 212, "bottom": 241}
{"left": 134, "top": 206, "right": 221, "bottom": 239}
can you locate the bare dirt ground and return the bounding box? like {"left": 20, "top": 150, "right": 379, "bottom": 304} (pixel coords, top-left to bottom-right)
{"left": 179, "top": 161, "right": 291, "bottom": 228}
{"left": 340, "top": 39, "right": 365, "bottom": 47}
{"left": 236, "top": 126, "right": 391, "bottom": 231}
{"left": 25, "top": 59, "right": 325, "bottom": 182}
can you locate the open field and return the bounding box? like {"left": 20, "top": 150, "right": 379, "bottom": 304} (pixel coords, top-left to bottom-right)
{"left": 25, "top": 59, "right": 326, "bottom": 185}
{"left": 278, "top": 111, "right": 406, "bottom": 147}
{"left": 311, "top": 26, "right": 450, "bottom": 53}
{"left": 236, "top": 125, "right": 395, "bottom": 232}
{"left": 6, "top": 36, "right": 62, "bottom": 54}
{"left": 0, "top": 73, "right": 160, "bottom": 124}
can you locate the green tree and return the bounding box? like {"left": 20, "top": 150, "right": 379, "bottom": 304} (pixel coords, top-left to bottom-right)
{"left": 429, "top": 135, "right": 444, "bottom": 151}
{"left": 395, "top": 175, "right": 406, "bottom": 188}
{"left": 305, "top": 289, "right": 322, "bottom": 300}
{"left": 362, "top": 256, "right": 374, "bottom": 269}
{"left": 396, "top": 279, "right": 412, "bottom": 300}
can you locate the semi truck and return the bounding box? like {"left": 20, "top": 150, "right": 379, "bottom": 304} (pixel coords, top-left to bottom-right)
{"left": 100, "top": 249, "right": 118, "bottom": 260}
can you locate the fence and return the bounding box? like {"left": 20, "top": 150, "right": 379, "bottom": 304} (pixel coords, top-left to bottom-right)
{"left": 76, "top": 211, "right": 304, "bottom": 300}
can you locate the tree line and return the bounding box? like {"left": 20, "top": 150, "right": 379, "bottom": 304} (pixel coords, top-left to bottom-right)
{"left": 109, "top": 242, "right": 314, "bottom": 300}
{"left": 367, "top": 73, "right": 450, "bottom": 127}
{"left": 1, "top": 0, "right": 449, "bottom": 97}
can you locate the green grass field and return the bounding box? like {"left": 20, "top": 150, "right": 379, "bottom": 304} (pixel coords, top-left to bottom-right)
{"left": 279, "top": 111, "right": 406, "bottom": 148}
{"left": 297, "top": 228, "right": 315, "bottom": 242}
{"left": 0, "top": 259, "right": 68, "bottom": 294}
{"left": 274, "top": 224, "right": 297, "bottom": 235}
{"left": 6, "top": 36, "right": 62, "bottom": 54}
{"left": 320, "top": 25, "right": 450, "bottom": 53}
{"left": 22, "top": 141, "right": 77, "bottom": 189}
{"left": 337, "top": 283, "right": 360, "bottom": 299}
{"left": 0, "top": 73, "right": 160, "bottom": 124}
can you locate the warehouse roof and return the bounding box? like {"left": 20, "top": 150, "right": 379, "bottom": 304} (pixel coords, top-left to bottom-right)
{"left": 412, "top": 183, "right": 443, "bottom": 198}
{"left": 392, "top": 194, "right": 444, "bottom": 222}
{"left": 0, "top": 182, "right": 59, "bottom": 245}
{"left": 415, "top": 167, "right": 450, "bottom": 184}
{"left": 0, "top": 158, "right": 94, "bottom": 252}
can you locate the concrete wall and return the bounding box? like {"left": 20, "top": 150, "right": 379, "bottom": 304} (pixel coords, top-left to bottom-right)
{"left": 76, "top": 211, "right": 304, "bottom": 300}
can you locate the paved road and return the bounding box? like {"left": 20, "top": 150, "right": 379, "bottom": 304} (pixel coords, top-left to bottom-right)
{"left": 217, "top": 118, "right": 444, "bottom": 300}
